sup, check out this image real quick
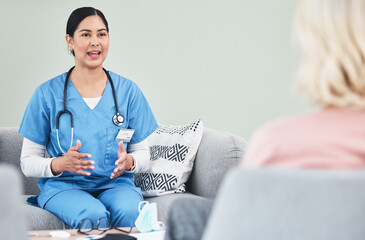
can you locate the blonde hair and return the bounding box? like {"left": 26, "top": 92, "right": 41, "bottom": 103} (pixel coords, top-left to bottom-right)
{"left": 295, "top": 0, "right": 365, "bottom": 109}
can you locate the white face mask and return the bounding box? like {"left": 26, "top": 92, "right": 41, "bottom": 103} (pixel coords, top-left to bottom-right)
{"left": 135, "top": 201, "right": 165, "bottom": 233}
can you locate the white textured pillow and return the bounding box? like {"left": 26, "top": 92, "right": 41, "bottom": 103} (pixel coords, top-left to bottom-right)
{"left": 134, "top": 119, "right": 203, "bottom": 197}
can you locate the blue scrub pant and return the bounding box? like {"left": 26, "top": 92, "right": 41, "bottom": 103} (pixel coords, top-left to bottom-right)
{"left": 44, "top": 186, "right": 143, "bottom": 229}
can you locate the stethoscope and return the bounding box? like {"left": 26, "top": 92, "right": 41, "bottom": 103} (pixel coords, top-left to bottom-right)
{"left": 56, "top": 66, "right": 124, "bottom": 156}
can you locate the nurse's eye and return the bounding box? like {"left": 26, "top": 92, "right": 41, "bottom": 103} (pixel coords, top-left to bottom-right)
{"left": 98, "top": 32, "right": 107, "bottom": 37}
{"left": 81, "top": 33, "right": 91, "bottom": 37}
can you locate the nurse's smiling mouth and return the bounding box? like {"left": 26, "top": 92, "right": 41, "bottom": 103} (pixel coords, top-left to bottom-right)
{"left": 87, "top": 51, "right": 101, "bottom": 59}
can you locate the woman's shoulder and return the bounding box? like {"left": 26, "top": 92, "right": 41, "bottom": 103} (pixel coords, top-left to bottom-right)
{"left": 108, "top": 71, "right": 142, "bottom": 93}
{"left": 31, "top": 72, "right": 67, "bottom": 98}
{"left": 252, "top": 110, "right": 323, "bottom": 139}
{"left": 38, "top": 72, "right": 67, "bottom": 90}
{"left": 108, "top": 71, "right": 134, "bottom": 85}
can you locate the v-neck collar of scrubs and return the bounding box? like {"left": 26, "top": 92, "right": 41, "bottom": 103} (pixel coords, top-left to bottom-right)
{"left": 67, "top": 75, "right": 111, "bottom": 112}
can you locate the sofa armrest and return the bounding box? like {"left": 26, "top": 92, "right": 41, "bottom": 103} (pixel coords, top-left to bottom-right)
{"left": 186, "top": 128, "right": 248, "bottom": 199}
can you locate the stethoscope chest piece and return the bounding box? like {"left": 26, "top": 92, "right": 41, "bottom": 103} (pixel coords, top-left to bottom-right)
{"left": 113, "top": 113, "right": 124, "bottom": 126}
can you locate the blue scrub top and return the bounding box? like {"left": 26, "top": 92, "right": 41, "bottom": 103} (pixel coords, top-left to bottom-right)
{"left": 19, "top": 71, "right": 158, "bottom": 208}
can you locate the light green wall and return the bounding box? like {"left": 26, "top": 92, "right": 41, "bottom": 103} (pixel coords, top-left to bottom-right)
{"left": 0, "top": 0, "right": 314, "bottom": 140}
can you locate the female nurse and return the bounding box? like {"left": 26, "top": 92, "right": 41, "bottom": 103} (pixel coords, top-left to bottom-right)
{"left": 19, "top": 7, "right": 158, "bottom": 229}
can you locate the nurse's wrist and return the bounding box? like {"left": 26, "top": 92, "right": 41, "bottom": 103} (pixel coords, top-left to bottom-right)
{"left": 126, "top": 155, "right": 135, "bottom": 172}
{"left": 51, "top": 157, "right": 63, "bottom": 176}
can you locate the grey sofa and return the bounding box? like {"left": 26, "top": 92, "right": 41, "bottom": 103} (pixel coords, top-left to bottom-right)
{"left": 165, "top": 168, "right": 365, "bottom": 240}
{"left": 203, "top": 168, "right": 365, "bottom": 240}
{"left": 0, "top": 127, "right": 248, "bottom": 230}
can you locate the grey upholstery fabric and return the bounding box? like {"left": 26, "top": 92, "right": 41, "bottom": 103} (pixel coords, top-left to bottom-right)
{"left": 203, "top": 168, "right": 365, "bottom": 240}
{"left": 186, "top": 128, "right": 248, "bottom": 199}
{"left": 22, "top": 196, "right": 68, "bottom": 230}
{"left": 146, "top": 193, "right": 204, "bottom": 224}
{"left": 0, "top": 127, "right": 247, "bottom": 230}
{"left": 0, "top": 165, "right": 28, "bottom": 240}
{"left": 165, "top": 197, "right": 213, "bottom": 240}
{"left": 0, "top": 127, "right": 40, "bottom": 195}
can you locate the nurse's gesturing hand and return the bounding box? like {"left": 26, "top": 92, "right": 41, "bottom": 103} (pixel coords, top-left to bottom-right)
{"left": 110, "top": 141, "right": 134, "bottom": 179}
{"left": 51, "top": 140, "right": 95, "bottom": 176}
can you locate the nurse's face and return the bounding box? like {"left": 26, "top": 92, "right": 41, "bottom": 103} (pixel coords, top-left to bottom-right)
{"left": 66, "top": 15, "right": 109, "bottom": 70}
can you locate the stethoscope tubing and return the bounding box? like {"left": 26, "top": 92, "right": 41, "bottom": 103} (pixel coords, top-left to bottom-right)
{"left": 57, "top": 127, "right": 73, "bottom": 155}
{"left": 56, "top": 66, "right": 123, "bottom": 156}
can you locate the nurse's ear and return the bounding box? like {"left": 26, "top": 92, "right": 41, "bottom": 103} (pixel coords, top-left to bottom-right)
{"left": 66, "top": 34, "right": 74, "bottom": 56}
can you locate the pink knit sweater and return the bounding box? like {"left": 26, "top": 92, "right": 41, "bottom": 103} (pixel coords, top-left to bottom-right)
{"left": 243, "top": 108, "right": 365, "bottom": 169}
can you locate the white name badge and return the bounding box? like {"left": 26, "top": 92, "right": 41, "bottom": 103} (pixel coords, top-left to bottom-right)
{"left": 115, "top": 129, "right": 135, "bottom": 143}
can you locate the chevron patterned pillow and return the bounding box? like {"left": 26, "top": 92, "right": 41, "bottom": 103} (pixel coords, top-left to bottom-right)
{"left": 134, "top": 119, "right": 203, "bottom": 197}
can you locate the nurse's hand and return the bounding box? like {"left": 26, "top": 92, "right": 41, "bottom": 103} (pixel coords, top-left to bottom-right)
{"left": 111, "top": 141, "right": 134, "bottom": 179}
{"left": 51, "top": 140, "right": 95, "bottom": 176}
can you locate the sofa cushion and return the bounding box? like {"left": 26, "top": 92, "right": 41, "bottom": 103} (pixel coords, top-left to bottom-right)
{"left": 23, "top": 196, "right": 68, "bottom": 230}
{"left": 135, "top": 119, "right": 203, "bottom": 197}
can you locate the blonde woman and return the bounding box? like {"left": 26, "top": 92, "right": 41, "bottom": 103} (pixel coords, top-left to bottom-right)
{"left": 243, "top": 0, "right": 365, "bottom": 168}
{"left": 166, "top": 1, "right": 365, "bottom": 239}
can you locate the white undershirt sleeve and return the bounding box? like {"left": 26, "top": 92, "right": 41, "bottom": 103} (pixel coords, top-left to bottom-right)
{"left": 20, "top": 138, "right": 60, "bottom": 178}
{"left": 127, "top": 138, "right": 150, "bottom": 173}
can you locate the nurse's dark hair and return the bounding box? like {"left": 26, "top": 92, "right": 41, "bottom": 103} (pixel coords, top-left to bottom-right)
{"left": 66, "top": 7, "right": 109, "bottom": 56}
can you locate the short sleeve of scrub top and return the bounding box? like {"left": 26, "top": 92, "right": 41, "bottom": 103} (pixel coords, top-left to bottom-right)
{"left": 19, "top": 86, "right": 50, "bottom": 146}
{"left": 127, "top": 82, "right": 158, "bottom": 144}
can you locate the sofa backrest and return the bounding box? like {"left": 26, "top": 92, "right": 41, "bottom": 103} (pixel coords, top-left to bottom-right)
{"left": 0, "top": 127, "right": 40, "bottom": 195}
{"left": 202, "top": 168, "right": 365, "bottom": 240}
{"left": 186, "top": 128, "right": 248, "bottom": 198}
{"left": 0, "top": 126, "right": 249, "bottom": 199}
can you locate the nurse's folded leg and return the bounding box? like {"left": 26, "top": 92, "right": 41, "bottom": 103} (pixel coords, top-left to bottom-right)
{"left": 44, "top": 189, "right": 110, "bottom": 229}
{"left": 97, "top": 186, "right": 143, "bottom": 227}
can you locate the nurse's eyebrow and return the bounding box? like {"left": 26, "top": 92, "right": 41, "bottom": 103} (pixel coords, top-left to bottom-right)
{"left": 79, "top": 29, "right": 107, "bottom": 32}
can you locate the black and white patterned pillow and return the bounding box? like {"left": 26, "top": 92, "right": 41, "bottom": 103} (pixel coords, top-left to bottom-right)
{"left": 134, "top": 119, "right": 203, "bottom": 197}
